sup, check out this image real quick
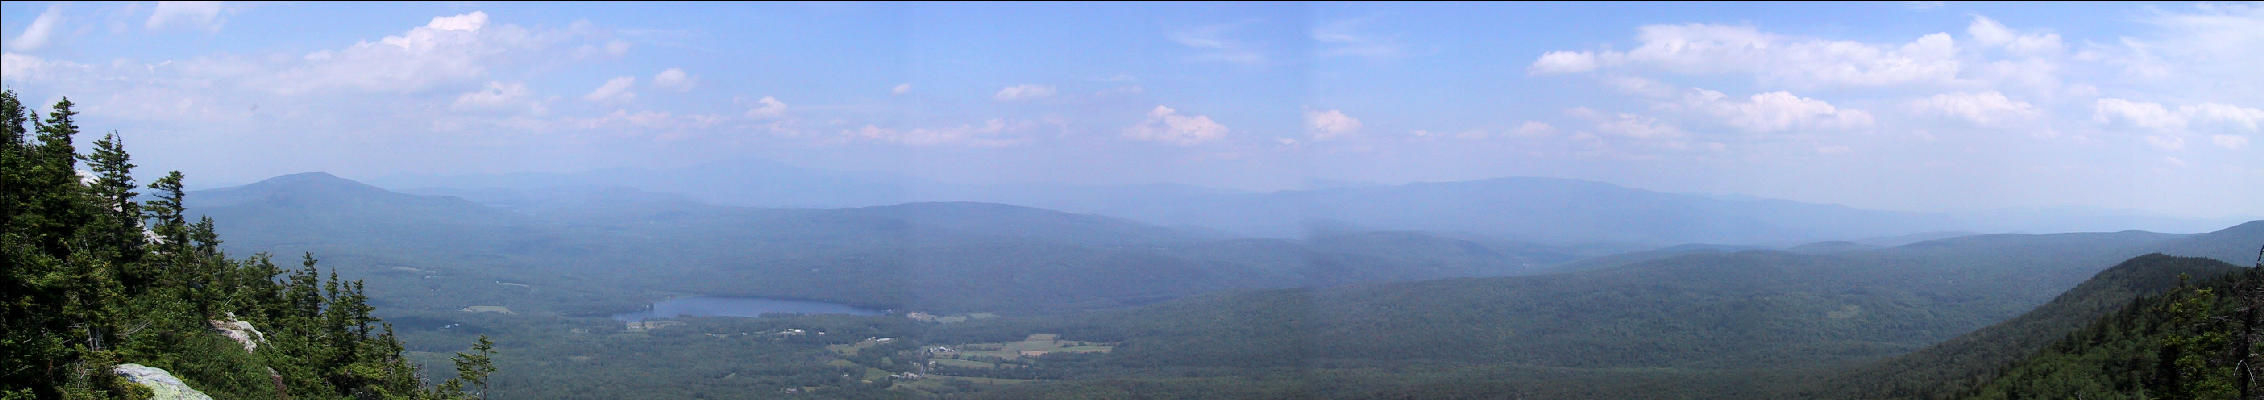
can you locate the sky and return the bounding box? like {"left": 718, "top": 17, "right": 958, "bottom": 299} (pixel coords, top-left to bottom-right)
{"left": 2, "top": 2, "right": 2259, "bottom": 218}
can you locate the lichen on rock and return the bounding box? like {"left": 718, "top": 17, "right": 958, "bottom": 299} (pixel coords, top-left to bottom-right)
{"left": 113, "top": 363, "right": 216, "bottom": 400}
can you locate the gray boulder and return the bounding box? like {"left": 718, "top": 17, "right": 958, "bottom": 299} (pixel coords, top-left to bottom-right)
{"left": 113, "top": 363, "right": 215, "bottom": 400}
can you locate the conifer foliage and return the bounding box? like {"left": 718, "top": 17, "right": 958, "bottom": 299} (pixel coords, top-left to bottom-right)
{"left": 1, "top": 90, "right": 495, "bottom": 400}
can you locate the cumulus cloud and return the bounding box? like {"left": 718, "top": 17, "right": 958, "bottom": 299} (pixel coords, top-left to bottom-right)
{"left": 450, "top": 81, "right": 539, "bottom": 113}
{"left": 1529, "top": 24, "right": 1963, "bottom": 88}
{"left": 1576, "top": 110, "right": 1682, "bottom": 139}
{"left": 1674, "top": 89, "right": 1874, "bottom": 133}
{"left": 891, "top": 83, "right": 911, "bottom": 95}
{"left": 2185, "top": 103, "right": 2264, "bottom": 132}
{"left": 1907, "top": 91, "right": 2039, "bottom": 126}
{"left": 651, "top": 68, "right": 697, "bottom": 92}
{"left": 8, "top": 6, "right": 65, "bottom": 51}
{"left": 0, "top": 52, "right": 83, "bottom": 82}
{"left": 147, "top": 2, "right": 225, "bottom": 32}
{"left": 2094, "top": 98, "right": 2264, "bottom": 132}
{"left": 744, "top": 96, "right": 787, "bottom": 119}
{"left": 265, "top": 11, "right": 574, "bottom": 95}
{"left": 1967, "top": 16, "right": 2062, "bottom": 56}
{"left": 583, "top": 76, "right": 635, "bottom": 103}
{"left": 1124, "top": 105, "right": 1229, "bottom": 145}
{"left": 1304, "top": 108, "right": 1362, "bottom": 140}
{"left": 1528, "top": 51, "right": 1597, "bottom": 75}
{"left": 993, "top": 84, "right": 1056, "bottom": 101}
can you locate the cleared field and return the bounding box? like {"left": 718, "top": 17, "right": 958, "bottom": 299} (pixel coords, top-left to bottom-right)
{"left": 932, "top": 358, "right": 997, "bottom": 369}
{"left": 936, "top": 333, "right": 1115, "bottom": 362}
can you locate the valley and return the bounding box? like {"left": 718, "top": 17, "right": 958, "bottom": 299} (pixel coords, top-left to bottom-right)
{"left": 177, "top": 171, "right": 2264, "bottom": 399}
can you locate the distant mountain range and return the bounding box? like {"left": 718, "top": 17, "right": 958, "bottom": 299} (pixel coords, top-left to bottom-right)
{"left": 1050, "top": 221, "right": 2261, "bottom": 371}
{"left": 370, "top": 158, "right": 2251, "bottom": 246}
{"left": 185, "top": 172, "right": 1582, "bottom": 314}
{"left": 182, "top": 170, "right": 2264, "bottom": 399}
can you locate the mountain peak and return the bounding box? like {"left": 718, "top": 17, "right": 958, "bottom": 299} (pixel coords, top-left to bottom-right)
{"left": 188, "top": 171, "right": 423, "bottom": 209}
{"left": 260, "top": 171, "right": 347, "bottom": 183}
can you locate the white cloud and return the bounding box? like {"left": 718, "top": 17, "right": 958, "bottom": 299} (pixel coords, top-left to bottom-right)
{"left": 1532, "top": 24, "right": 1964, "bottom": 88}
{"left": 1604, "top": 75, "right": 1674, "bottom": 98}
{"left": 577, "top": 39, "right": 631, "bottom": 58}
{"left": 744, "top": 96, "right": 787, "bottom": 119}
{"left": 1967, "top": 16, "right": 2015, "bottom": 46}
{"left": 2092, "top": 98, "right": 2264, "bottom": 132}
{"left": 450, "top": 81, "right": 539, "bottom": 113}
{"left": 993, "top": 84, "right": 1056, "bottom": 101}
{"left": 1304, "top": 108, "right": 1362, "bottom": 140}
{"left": 2185, "top": 103, "right": 2264, "bottom": 132}
{"left": 1675, "top": 89, "right": 1874, "bottom": 133}
{"left": 891, "top": 83, "right": 911, "bottom": 95}
{"left": 263, "top": 11, "right": 574, "bottom": 95}
{"left": 424, "top": 12, "right": 487, "bottom": 31}
{"left": 848, "top": 119, "right": 1031, "bottom": 147}
{"left": 1966, "top": 16, "right": 2062, "bottom": 56}
{"left": 1528, "top": 51, "right": 1597, "bottom": 75}
{"left": 147, "top": 2, "right": 225, "bottom": 32}
{"left": 651, "top": 68, "right": 697, "bottom": 92}
{"left": 1907, "top": 91, "right": 2039, "bottom": 126}
{"left": 570, "top": 109, "right": 726, "bottom": 133}
{"left": 1589, "top": 112, "right": 1682, "bottom": 139}
{"left": 0, "top": 52, "right": 85, "bottom": 82}
{"left": 2093, "top": 98, "right": 2183, "bottom": 130}
{"left": 583, "top": 76, "right": 636, "bottom": 103}
{"left": 1510, "top": 121, "right": 1556, "bottom": 137}
{"left": 1124, "top": 105, "right": 1229, "bottom": 145}
{"left": 2212, "top": 134, "right": 2250, "bottom": 150}
{"left": 8, "top": 6, "right": 65, "bottom": 51}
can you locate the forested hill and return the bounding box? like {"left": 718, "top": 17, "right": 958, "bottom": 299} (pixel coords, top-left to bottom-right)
{"left": 182, "top": 172, "right": 1584, "bottom": 314}
{"left": 1, "top": 92, "right": 493, "bottom": 399}
{"left": 959, "top": 221, "right": 2263, "bottom": 388}
{"left": 1811, "top": 254, "right": 2252, "bottom": 398}
{"left": 1963, "top": 255, "right": 2262, "bottom": 399}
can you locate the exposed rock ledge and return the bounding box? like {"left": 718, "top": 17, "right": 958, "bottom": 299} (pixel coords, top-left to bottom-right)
{"left": 114, "top": 363, "right": 215, "bottom": 400}
{"left": 210, "top": 313, "right": 268, "bottom": 353}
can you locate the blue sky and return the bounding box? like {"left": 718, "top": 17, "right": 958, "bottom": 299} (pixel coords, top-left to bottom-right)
{"left": 3, "top": 2, "right": 2259, "bottom": 217}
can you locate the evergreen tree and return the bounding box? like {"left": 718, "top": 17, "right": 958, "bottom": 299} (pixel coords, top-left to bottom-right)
{"left": 2, "top": 91, "right": 496, "bottom": 399}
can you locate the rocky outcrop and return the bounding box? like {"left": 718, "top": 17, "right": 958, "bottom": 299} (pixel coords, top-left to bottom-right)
{"left": 114, "top": 364, "right": 215, "bottom": 400}
{"left": 209, "top": 313, "right": 268, "bottom": 353}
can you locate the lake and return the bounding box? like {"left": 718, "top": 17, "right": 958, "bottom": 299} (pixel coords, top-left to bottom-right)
{"left": 610, "top": 296, "right": 886, "bottom": 322}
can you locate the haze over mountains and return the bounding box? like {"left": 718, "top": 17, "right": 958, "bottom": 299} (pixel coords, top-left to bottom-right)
{"left": 370, "top": 158, "right": 2249, "bottom": 246}
{"left": 168, "top": 169, "right": 2264, "bottom": 399}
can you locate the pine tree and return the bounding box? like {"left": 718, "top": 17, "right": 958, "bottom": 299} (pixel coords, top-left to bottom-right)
{"left": 82, "top": 132, "right": 143, "bottom": 264}
{"left": 441, "top": 335, "right": 498, "bottom": 399}
{"left": 5, "top": 91, "right": 496, "bottom": 399}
